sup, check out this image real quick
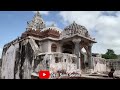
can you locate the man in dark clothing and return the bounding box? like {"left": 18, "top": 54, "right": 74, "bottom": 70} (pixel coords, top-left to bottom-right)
{"left": 108, "top": 68, "right": 115, "bottom": 78}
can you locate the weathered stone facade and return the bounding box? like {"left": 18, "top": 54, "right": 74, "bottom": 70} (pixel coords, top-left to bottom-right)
{"left": 0, "top": 11, "right": 97, "bottom": 79}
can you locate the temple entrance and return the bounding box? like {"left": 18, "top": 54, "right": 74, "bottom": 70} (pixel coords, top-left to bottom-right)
{"left": 62, "top": 41, "right": 74, "bottom": 54}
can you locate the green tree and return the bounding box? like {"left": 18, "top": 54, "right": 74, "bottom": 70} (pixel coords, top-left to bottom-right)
{"left": 102, "top": 49, "right": 118, "bottom": 59}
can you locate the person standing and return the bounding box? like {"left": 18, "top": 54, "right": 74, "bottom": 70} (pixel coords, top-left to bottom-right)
{"left": 108, "top": 68, "right": 115, "bottom": 78}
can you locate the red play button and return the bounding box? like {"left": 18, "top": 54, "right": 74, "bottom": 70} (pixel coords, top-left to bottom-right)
{"left": 39, "top": 70, "right": 50, "bottom": 79}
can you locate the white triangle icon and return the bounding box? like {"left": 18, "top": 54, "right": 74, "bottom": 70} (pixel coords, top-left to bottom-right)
{"left": 43, "top": 73, "right": 46, "bottom": 76}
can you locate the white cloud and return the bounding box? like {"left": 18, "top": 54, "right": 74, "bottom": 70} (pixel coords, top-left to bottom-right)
{"left": 33, "top": 11, "right": 50, "bottom": 15}
{"left": 46, "top": 21, "right": 58, "bottom": 27}
{"left": 59, "top": 11, "right": 102, "bottom": 30}
{"left": 59, "top": 11, "right": 120, "bottom": 54}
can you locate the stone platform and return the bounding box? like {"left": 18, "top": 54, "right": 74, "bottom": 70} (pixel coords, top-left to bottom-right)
{"left": 57, "top": 73, "right": 120, "bottom": 79}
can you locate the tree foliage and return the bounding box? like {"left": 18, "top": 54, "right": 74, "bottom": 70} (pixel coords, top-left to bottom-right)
{"left": 102, "top": 49, "right": 118, "bottom": 59}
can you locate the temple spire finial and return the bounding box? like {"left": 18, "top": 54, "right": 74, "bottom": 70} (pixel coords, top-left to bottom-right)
{"left": 35, "top": 11, "right": 41, "bottom": 17}
{"left": 73, "top": 21, "right": 76, "bottom": 23}
{"left": 26, "top": 11, "right": 46, "bottom": 31}
{"left": 51, "top": 23, "right": 55, "bottom": 27}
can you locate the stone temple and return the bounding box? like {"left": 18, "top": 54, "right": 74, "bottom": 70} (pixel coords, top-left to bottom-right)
{"left": 0, "top": 12, "right": 108, "bottom": 79}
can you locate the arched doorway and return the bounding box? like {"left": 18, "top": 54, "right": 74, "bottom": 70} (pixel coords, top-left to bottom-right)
{"left": 81, "top": 47, "right": 88, "bottom": 70}
{"left": 51, "top": 43, "right": 57, "bottom": 52}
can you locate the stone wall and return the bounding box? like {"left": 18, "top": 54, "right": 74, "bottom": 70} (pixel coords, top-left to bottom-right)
{"left": 0, "top": 58, "right": 1, "bottom": 78}
{"left": 92, "top": 57, "right": 107, "bottom": 73}
{"left": 0, "top": 39, "right": 36, "bottom": 79}
{"left": 106, "top": 59, "right": 120, "bottom": 70}
{"left": 41, "top": 40, "right": 49, "bottom": 53}
{"left": 106, "top": 59, "right": 120, "bottom": 75}
{"left": 47, "top": 41, "right": 61, "bottom": 53}
{"left": 49, "top": 53, "right": 77, "bottom": 74}
{"left": 21, "top": 29, "right": 60, "bottom": 39}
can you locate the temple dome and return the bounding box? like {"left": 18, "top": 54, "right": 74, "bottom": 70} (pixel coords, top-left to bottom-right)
{"left": 63, "top": 21, "right": 90, "bottom": 37}
{"left": 64, "top": 21, "right": 87, "bottom": 32}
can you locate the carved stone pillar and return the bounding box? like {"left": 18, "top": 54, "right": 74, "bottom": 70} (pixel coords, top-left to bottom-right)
{"left": 72, "top": 38, "right": 81, "bottom": 69}
{"left": 88, "top": 43, "right": 93, "bottom": 69}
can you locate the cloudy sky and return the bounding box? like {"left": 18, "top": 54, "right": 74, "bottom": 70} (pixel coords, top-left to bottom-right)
{"left": 0, "top": 11, "right": 120, "bottom": 58}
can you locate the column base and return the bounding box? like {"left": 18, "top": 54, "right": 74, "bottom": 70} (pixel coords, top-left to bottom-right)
{"left": 76, "top": 69, "right": 82, "bottom": 75}
{"left": 87, "top": 69, "right": 94, "bottom": 74}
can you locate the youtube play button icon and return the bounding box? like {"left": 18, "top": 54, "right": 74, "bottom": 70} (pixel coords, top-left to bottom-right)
{"left": 39, "top": 70, "right": 50, "bottom": 79}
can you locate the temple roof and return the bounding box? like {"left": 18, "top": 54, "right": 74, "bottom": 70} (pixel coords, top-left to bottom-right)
{"left": 64, "top": 21, "right": 88, "bottom": 35}
{"left": 24, "top": 12, "right": 96, "bottom": 42}
{"left": 61, "top": 21, "right": 96, "bottom": 41}
{"left": 41, "top": 26, "right": 62, "bottom": 33}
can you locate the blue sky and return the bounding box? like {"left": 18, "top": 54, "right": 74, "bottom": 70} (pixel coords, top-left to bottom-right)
{"left": 1, "top": 11, "right": 120, "bottom": 58}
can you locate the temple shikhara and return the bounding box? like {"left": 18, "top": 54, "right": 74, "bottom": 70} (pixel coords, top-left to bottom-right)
{"left": 0, "top": 12, "right": 110, "bottom": 79}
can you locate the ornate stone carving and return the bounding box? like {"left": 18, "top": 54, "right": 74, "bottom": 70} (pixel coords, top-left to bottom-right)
{"left": 60, "top": 21, "right": 96, "bottom": 42}
{"left": 63, "top": 21, "right": 88, "bottom": 37}
{"left": 27, "top": 11, "right": 46, "bottom": 30}
{"left": 21, "top": 28, "right": 60, "bottom": 39}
